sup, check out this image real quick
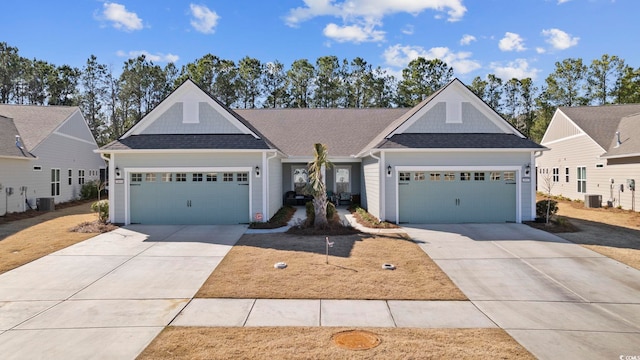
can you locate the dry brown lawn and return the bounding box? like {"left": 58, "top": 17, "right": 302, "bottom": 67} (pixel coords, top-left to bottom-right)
{"left": 0, "top": 203, "right": 102, "bottom": 274}
{"left": 537, "top": 196, "right": 640, "bottom": 270}
{"left": 196, "top": 233, "right": 466, "bottom": 300}
{"left": 138, "top": 327, "right": 534, "bottom": 360}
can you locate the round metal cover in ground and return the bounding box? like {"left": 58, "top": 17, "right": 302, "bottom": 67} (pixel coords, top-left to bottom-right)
{"left": 331, "top": 330, "right": 381, "bottom": 350}
{"left": 382, "top": 263, "right": 396, "bottom": 270}
{"left": 274, "top": 262, "right": 287, "bottom": 269}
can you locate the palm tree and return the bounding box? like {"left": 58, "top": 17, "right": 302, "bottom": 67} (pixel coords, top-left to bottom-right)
{"left": 307, "top": 143, "right": 333, "bottom": 228}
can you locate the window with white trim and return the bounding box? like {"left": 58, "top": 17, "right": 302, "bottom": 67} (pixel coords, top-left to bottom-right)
{"left": 490, "top": 172, "right": 501, "bottom": 181}
{"left": 192, "top": 173, "right": 203, "bottom": 182}
{"left": 145, "top": 173, "right": 156, "bottom": 182}
{"left": 577, "top": 167, "right": 587, "bottom": 193}
{"left": 428, "top": 172, "right": 439, "bottom": 181}
{"left": 552, "top": 167, "right": 559, "bottom": 182}
{"left": 414, "top": 172, "right": 425, "bottom": 181}
{"left": 460, "top": 172, "right": 471, "bottom": 181}
{"left": 223, "top": 173, "right": 234, "bottom": 182}
{"left": 162, "top": 173, "right": 173, "bottom": 182}
{"left": 78, "top": 169, "right": 85, "bottom": 185}
{"left": 68, "top": 169, "right": 73, "bottom": 185}
{"left": 504, "top": 171, "right": 515, "bottom": 181}
{"left": 131, "top": 173, "right": 142, "bottom": 182}
{"left": 565, "top": 167, "right": 569, "bottom": 182}
{"left": 206, "top": 173, "right": 217, "bottom": 182}
{"left": 444, "top": 172, "right": 455, "bottom": 181}
{"left": 237, "top": 173, "right": 248, "bottom": 182}
{"left": 399, "top": 172, "right": 411, "bottom": 182}
{"left": 474, "top": 172, "right": 485, "bottom": 181}
{"left": 176, "top": 173, "right": 187, "bottom": 182}
{"left": 51, "top": 169, "right": 60, "bottom": 196}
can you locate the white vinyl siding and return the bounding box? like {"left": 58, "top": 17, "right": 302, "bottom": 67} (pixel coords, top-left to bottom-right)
{"left": 362, "top": 156, "right": 380, "bottom": 219}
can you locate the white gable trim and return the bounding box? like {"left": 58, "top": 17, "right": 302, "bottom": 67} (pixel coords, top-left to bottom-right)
{"left": 541, "top": 109, "right": 605, "bottom": 152}
{"left": 389, "top": 80, "right": 520, "bottom": 138}
{"left": 122, "top": 80, "right": 260, "bottom": 139}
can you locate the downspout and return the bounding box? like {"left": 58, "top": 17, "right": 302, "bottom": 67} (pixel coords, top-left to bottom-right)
{"left": 100, "top": 153, "right": 114, "bottom": 223}
{"left": 531, "top": 150, "right": 544, "bottom": 221}
{"left": 263, "top": 151, "right": 278, "bottom": 220}
{"left": 368, "top": 151, "right": 384, "bottom": 221}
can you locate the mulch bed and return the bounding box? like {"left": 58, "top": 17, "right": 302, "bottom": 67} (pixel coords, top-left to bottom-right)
{"left": 0, "top": 200, "right": 93, "bottom": 225}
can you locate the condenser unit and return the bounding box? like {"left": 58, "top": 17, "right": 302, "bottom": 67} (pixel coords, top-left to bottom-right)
{"left": 36, "top": 197, "right": 55, "bottom": 211}
{"left": 584, "top": 194, "right": 602, "bottom": 208}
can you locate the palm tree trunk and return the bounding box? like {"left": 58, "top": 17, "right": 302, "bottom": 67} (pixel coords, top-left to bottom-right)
{"left": 313, "top": 196, "right": 328, "bottom": 228}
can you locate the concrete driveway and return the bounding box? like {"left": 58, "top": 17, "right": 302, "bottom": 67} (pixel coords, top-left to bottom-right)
{"left": 0, "top": 224, "right": 245, "bottom": 360}
{"left": 404, "top": 223, "right": 640, "bottom": 360}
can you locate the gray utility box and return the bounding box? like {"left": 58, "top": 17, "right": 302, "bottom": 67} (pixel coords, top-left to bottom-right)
{"left": 584, "top": 194, "right": 602, "bottom": 208}
{"left": 36, "top": 197, "right": 55, "bottom": 211}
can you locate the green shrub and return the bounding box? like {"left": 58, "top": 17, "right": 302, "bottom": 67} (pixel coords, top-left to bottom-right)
{"left": 536, "top": 199, "right": 558, "bottom": 221}
{"left": 91, "top": 200, "right": 109, "bottom": 223}
{"left": 248, "top": 206, "right": 296, "bottom": 229}
{"left": 80, "top": 180, "right": 106, "bottom": 200}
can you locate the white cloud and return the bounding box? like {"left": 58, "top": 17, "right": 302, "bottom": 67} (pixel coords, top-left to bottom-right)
{"left": 402, "top": 25, "right": 414, "bottom": 35}
{"left": 490, "top": 59, "right": 540, "bottom": 80}
{"left": 116, "top": 50, "right": 179, "bottom": 63}
{"left": 189, "top": 4, "right": 220, "bottom": 34}
{"left": 285, "top": 0, "right": 467, "bottom": 25}
{"left": 102, "top": 2, "right": 143, "bottom": 31}
{"left": 536, "top": 47, "right": 546, "bottom": 54}
{"left": 557, "top": 0, "right": 572, "bottom": 4}
{"left": 498, "top": 32, "right": 526, "bottom": 52}
{"left": 460, "top": 34, "right": 476, "bottom": 46}
{"left": 542, "top": 28, "right": 579, "bottom": 50}
{"left": 383, "top": 44, "right": 481, "bottom": 74}
{"left": 323, "top": 22, "right": 385, "bottom": 43}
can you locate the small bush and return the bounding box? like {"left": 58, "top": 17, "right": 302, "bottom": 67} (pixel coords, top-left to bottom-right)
{"left": 536, "top": 199, "right": 558, "bottom": 221}
{"left": 349, "top": 204, "right": 399, "bottom": 229}
{"left": 80, "top": 181, "right": 99, "bottom": 200}
{"left": 91, "top": 200, "right": 109, "bottom": 223}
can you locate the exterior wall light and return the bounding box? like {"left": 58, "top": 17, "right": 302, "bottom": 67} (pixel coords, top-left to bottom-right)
{"left": 524, "top": 163, "right": 531, "bottom": 176}
{"left": 255, "top": 165, "right": 261, "bottom": 178}
{"left": 387, "top": 165, "right": 392, "bottom": 177}
{"left": 115, "top": 166, "right": 122, "bottom": 179}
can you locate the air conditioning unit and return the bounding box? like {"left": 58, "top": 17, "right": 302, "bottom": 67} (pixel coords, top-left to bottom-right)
{"left": 584, "top": 194, "right": 602, "bottom": 208}
{"left": 36, "top": 197, "right": 55, "bottom": 211}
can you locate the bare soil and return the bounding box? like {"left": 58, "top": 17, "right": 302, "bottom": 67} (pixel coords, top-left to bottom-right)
{"left": 137, "top": 327, "right": 534, "bottom": 360}
{"left": 196, "top": 232, "right": 466, "bottom": 300}
{"left": 0, "top": 203, "right": 105, "bottom": 274}
{"left": 535, "top": 196, "right": 640, "bottom": 270}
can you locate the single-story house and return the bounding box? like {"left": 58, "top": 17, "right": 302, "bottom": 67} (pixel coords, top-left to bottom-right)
{"left": 0, "top": 105, "right": 105, "bottom": 215}
{"left": 97, "top": 78, "right": 544, "bottom": 225}
{"left": 537, "top": 104, "right": 640, "bottom": 210}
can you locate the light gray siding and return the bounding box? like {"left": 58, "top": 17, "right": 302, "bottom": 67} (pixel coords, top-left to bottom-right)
{"left": 405, "top": 102, "right": 503, "bottom": 133}
{"left": 539, "top": 134, "right": 639, "bottom": 210}
{"left": 109, "top": 152, "right": 263, "bottom": 224}
{"left": 541, "top": 111, "right": 582, "bottom": 144}
{"left": 0, "top": 159, "right": 33, "bottom": 215}
{"left": 141, "top": 102, "right": 244, "bottom": 134}
{"left": 362, "top": 156, "right": 381, "bottom": 219}
{"left": 56, "top": 111, "right": 97, "bottom": 143}
{"left": 384, "top": 151, "right": 534, "bottom": 223}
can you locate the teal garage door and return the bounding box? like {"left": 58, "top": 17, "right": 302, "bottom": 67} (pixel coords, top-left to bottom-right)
{"left": 398, "top": 171, "right": 516, "bottom": 223}
{"left": 129, "top": 172, "right": 250, "bottom": 224}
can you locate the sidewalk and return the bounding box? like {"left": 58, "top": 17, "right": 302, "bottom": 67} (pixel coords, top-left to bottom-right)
{"left": 172, "top": 298, "right": 496, "bottom": 328}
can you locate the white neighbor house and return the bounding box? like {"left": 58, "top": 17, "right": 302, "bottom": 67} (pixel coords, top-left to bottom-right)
{"left": 98, "top": 79, "right": 545, "bottom": 225}
{"left": 537, "top": 104, "right": 640, "bottom": 211}
{"left": 0, "top": 105, "right": 105, "bottom": 215}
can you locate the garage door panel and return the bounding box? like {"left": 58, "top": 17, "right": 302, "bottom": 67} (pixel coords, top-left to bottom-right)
{"left": 399, "top": 171, "right": 516, "bottom": 224}
{"left": 130, "top": 172, "right": 249, "bottom": 225}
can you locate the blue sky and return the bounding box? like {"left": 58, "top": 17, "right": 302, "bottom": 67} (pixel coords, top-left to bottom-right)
{"left": 1, "top": 0, "right": 637, "bottom": 87}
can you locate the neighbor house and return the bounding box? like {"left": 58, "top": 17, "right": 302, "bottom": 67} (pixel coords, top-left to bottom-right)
{"left": 0, "top": 105, "right": 105, "bottom": 215}
{"left": 537, "top": 104, "right": 640, "bottom": 211}
{"left": 97, "top": 78, "right": 544, "bottom": 225}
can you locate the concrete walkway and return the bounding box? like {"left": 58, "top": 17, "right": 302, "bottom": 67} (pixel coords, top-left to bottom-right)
{"left": 0, "top": 225, "right": 245, "bottom": 360}
{"left": 172, "top": 299, "right": 495, "bottom": 328}
{"left": 404, "top": 223, "right": 640, "bottom": 360}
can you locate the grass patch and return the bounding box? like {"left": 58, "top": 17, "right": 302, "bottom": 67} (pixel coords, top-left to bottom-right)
{"left": 0, "top": 203, "right": 102, "bottom": 274}
{"left": 349, "top": 204, "right": 399, "bottom": 229}
{"left": 196, "top": 233, "right": 465, "bottom": 300}
{"left": 249, "top": 206, "right": 296, "bottom": 229}
{"left": 138, "top": 327, "right": 534, "bottom": 360}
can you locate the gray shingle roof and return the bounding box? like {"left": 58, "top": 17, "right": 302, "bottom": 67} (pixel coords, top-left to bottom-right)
{"left": 0, "top": 104, "right": 77, "bottom": 151}
{"left": 237, "top": 108, "right": 408, "bottom": 157}
{"left": 559, "top": 104, "right": 640, "bottom": 151}
{"left": 378, "top": 133, "right": 544, "bottom": 149}
{"left": 101, "top": 134, "right": 271, "bottom": 151}
{"left": 0, "top": 116, "right": 36, "bottom": 158}
{"left": 602, "top": 113, "right": 640, "bottom": 157}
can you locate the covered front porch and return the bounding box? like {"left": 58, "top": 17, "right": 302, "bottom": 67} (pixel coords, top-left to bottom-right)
{"left": 281, "top": 161, "right": 361, "bottom": 207}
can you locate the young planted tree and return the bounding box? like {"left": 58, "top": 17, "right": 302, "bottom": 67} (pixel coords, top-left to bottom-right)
{"left": 307, "top": 143, "right": 333, "bottom": 228}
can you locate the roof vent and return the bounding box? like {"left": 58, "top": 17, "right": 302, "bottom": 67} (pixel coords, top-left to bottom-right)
{"left": 15, "top": 135, "right": 24, "bottom": 150}
{"left": 614, "top": 131, "right": 621, "bottom": 148}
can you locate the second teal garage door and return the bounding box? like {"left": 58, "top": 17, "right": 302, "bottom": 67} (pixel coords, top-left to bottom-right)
{"left": 398, "top": 171, "right": 516, "bottom": 223}
{"left": 129, "top": 172, "right": 250, "bottom": 224}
